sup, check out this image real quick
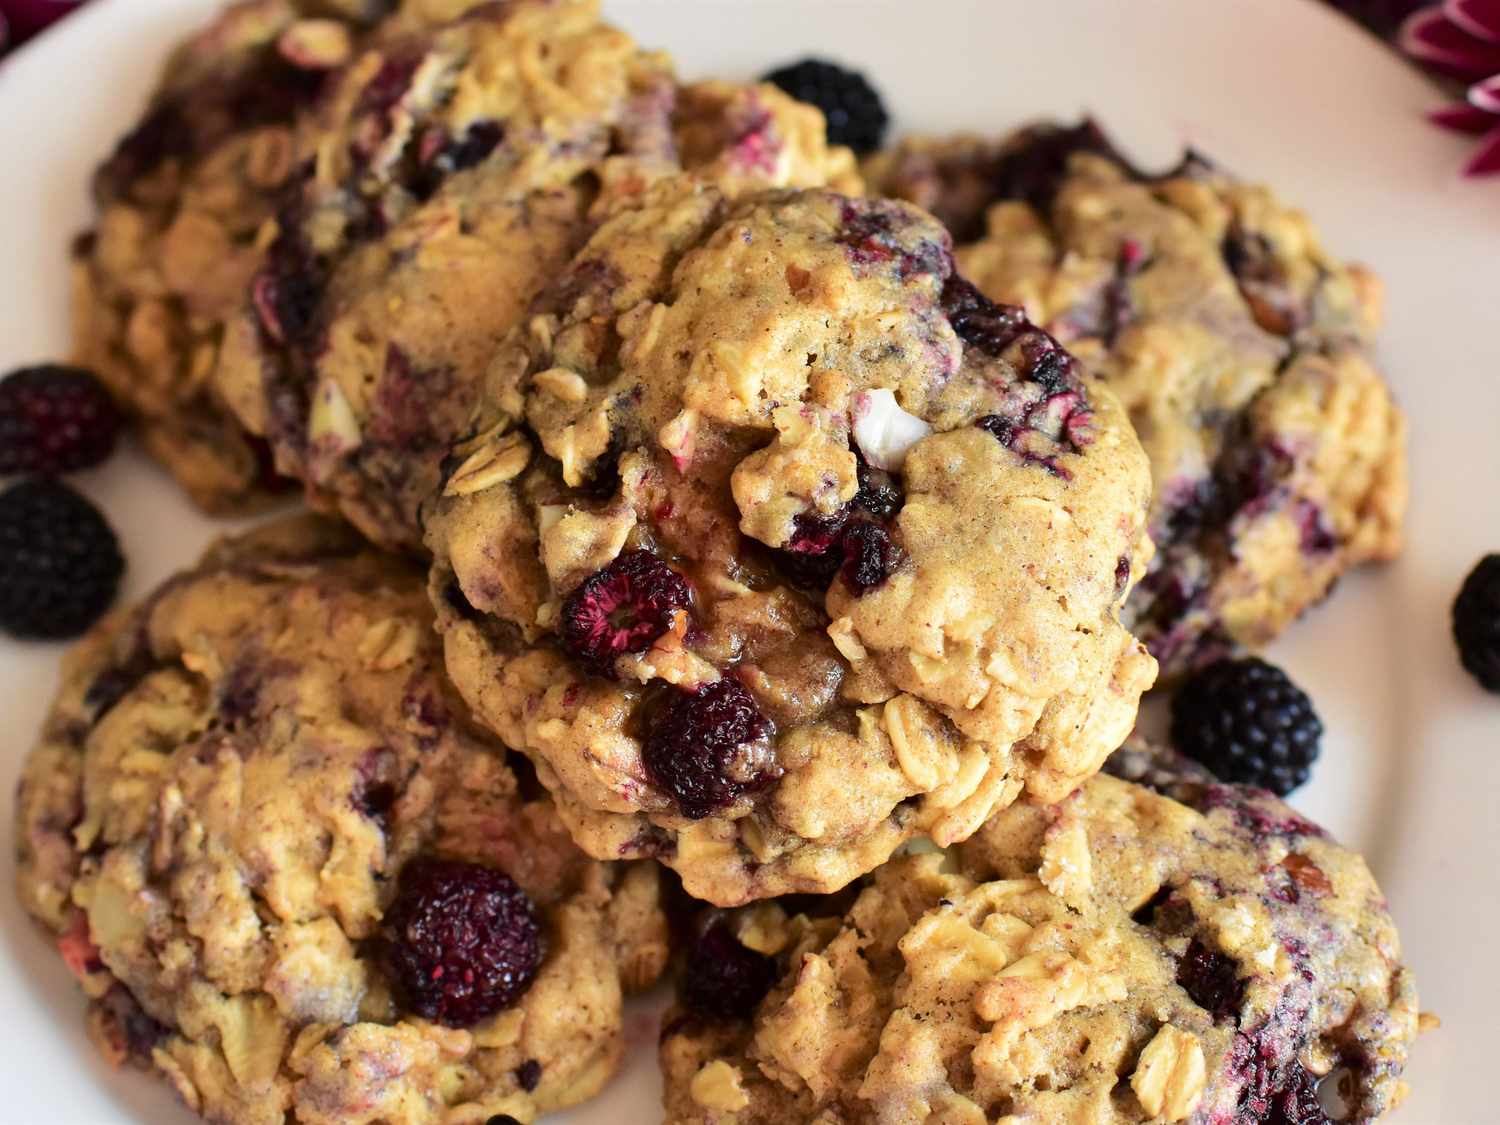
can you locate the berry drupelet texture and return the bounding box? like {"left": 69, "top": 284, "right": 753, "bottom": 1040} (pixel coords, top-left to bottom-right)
{"left": 1170, "top": 657, "right": 1323, "bottom": 796}
{"left": 377, "top": 857, "right": 543, "bottom": 1028}
{"left": 0, "top": 477, "right": 124, "bottom": 640}
{"left": 1453, "top": 554, "right": 1500, "bottom": 692}
{"left": 643, "top": 677, "right": 772, "bottom": 819}
{"left": 0, "top": 365, "right": 121, "bottom": 475}
{"left": 761, "top": 58, "right": 889, "bottom": 154}
{"left": 559, "top": 549, "right": 693, "bottom": 676}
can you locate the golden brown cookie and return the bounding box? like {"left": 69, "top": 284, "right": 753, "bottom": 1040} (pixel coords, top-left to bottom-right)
{"left": 660, "top": 763, "right": 1418, "bottom": 1123}
{"left": 14, "top": 516, "right": 668, "bottom": 1124}
{"left": 71, "top": 0, "right": 384, "bottom": 512}
{"left": 425, "top": 178, "right": 1155, "bottom": 905}
{"left": 871, "top": 123, "right": 1408, "bottom": 678}
{"left": 212, "top": 0, "right": 857, "bottom": 549}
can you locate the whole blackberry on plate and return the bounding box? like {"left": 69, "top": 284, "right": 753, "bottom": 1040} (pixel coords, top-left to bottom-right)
{"left": 1170, "top": 657, "right": 1322, "bottom": 796}
{"left": 0, "top": 478, "right": 124, "bottom": 640}
{"left": 1453, "top": 554, "right": 1500, "bottom": 692}
{"left": 0, "top": 364, "right": 121, "bottom": 474}
{"left": 761, "top": 58, "right": 889, "bottom": 154}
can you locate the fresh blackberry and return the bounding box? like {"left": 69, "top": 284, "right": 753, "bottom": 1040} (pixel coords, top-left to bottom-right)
{"left": 1453, "top": 554, "right": 1500, "bottom": 692}
{"left": 761, "top": 58, "right": 889, "bottom": 154}
{"left": 0, "top": 365, "right": 121, "bottom": 474}
{"left": 1169, "top": 657, "right": 1322, "bottom": 796}
{"left": 0, "top": 478, "right": 124, "bottom": 640}
{"left": 377, "top": 857, "right": 543, "bottom": 1028}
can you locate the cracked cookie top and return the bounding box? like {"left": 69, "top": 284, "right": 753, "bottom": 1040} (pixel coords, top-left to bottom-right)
{"left": 212, "top": 0, "right": 857, "bottom": 549}
{"left": 14, "top": 516, "right": 668, "bottom": 1125}
{"left": 870, "top": 124, "right": 1407, "bottom": 677}
{"left": 660, "top": 765, "right": 1418, "bottom": 1123}
{"left": 71, "top": 0, "right": 382, "bottom": 512}
{"left": 425, "top": 179, "right": 1154, "bottom": 905}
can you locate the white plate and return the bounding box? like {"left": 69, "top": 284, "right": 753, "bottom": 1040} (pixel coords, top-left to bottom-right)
{"left": 0, "top": 0, "right": 1492, "bottom": 1120}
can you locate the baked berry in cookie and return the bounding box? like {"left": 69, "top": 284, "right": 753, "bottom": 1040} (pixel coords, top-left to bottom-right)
{"left": 871, "top": 123, "right": 1408, "bottom": 677}
{"left": 425, "top": 178, "right": 1155, "bottom": 905}
{"left": 14, "top": 516, "right": 669, "bottom": 1124}
{"left": 660, "top": 765, "right": 1419, "bottom": 1123}
{"left": 71, "top": 0, "right": 383, "bottom": 512}
{"left": 213, "top": 0, "right": 859, "bottom": 550}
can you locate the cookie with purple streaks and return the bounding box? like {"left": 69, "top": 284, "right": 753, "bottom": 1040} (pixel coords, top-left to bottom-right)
{"left": 13, "top": 515, "right": 668, "bottom": 1124}
{"left": 213, "top": 0, "right": 858, "bottom": 549}
{"left": 425, "top": 179, "right": 1155, "bottom": 905}
{"left": 871, "top": 123, "right": 1407, "bottom": 677}
{"left": 659, "top": 761, "right": 1418, "bottom": 1123}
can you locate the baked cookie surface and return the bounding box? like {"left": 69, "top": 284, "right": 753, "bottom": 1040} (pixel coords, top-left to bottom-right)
{"left": 213, "top": 0, "right": 857, "bottom": 549}
{"left": 870, "top": 124, "right": 1408, "bottom": 677}
{"left": 14, "top": 516, "right": 668, "bottom": 1125}
{"left": 426, "top": 179, "right": 1155, "bottom": 905}
{"left": 71, "top": 0, "right": 381, "bottom": 512}
{"left": 660, "top": 765, "right": 1418, "bottom": 1123}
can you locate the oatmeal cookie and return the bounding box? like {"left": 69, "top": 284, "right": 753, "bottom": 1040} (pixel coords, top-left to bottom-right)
{"left": 14, "top": 516, "right": 669, "bottom": 1125}
{"left": 425, "top": 179, "right": 1155, "bottom": 905}
{"left": 212, "top": 0, "right": 857, "bottom": 549}
{"left": 660, "top": 764, "right": 1418, "bottom": 1123}
{"left": 871, "top": 123, "right": 1408, "bottom": 676}
{"left": 71, "top": 0, "right": 385, "bottom": 512}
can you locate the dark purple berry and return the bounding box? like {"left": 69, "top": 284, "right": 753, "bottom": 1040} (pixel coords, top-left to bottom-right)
{"left": 377, "top": 857, "right": 543, "bottom": 1028}
{"left": 1453, "top": 554, "right": 1500, "bottom": 692}
{"left": 787, "top": 510, "right": 847, "bottom": 556}
{"left": 448, "top": 120, "right": 505, "bottom": 170}
{"left": 644, "top": 677, "right": 773, "bottom": 819}
{"left": 682, "top": 922, "right": 780, "bottom": 1020}
{"left": 1263, "top": 1063, "right": 1332, "bottom": 1125}
{"left": 559, "top": 550, "right": 693, "bottom": 676}
{"left": 760, "top": 58, "right": 888, "bottom": 154}
{"left": 514, "top": 1059, "right": 542, "bottom": 1092}
{"left": 853, "top": 452, "right": 903, "bottom": 520}
{"left": 1170, "top": 658, "right": 1323, "bottom": 796}
{"left": 988, "top": 119, "right": 1129, "bottom": 213}
{"left": 0, "top": 365, "right": 121, "bottom": 474}
{"left": 941, "top": 274, "right": 1032, "bottom": 357}
{"left": 485, "top": 1117, "right": 522, "bottom": 1125}
{"left": 1176, "top": 938, "right": 1244, "bottom": 1023}
{"left": 0, "top": 478, "right": 123, "bottom": 640}
{"left": 840, "top": 520, "right": 900, "bottom": 593}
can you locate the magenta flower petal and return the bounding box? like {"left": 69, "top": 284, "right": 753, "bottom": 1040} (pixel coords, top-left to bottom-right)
{"left": 1470, "top": 72, "right": 1500, "bottom": 111}
{"left": 1445, "top": 0, "right": 1500, "bottom": 42}
{"left": 1430, "top": 100, "right": 1500, "bottom": 131}
{"left": 1401, "top": 6, "right": 1500, "bottom": 76}
{"left": 1462, "top": 122, "right": 1500, "bottom": 173}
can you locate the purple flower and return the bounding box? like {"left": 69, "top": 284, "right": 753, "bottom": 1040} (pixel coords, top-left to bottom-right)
{"left": 1400, "top": 0, "right": 1500, "bottom": 173}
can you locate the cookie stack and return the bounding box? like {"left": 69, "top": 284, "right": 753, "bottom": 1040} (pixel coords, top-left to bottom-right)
{"left": 14, "top": 2, "right": 1419, "bottom": 1122}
